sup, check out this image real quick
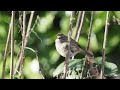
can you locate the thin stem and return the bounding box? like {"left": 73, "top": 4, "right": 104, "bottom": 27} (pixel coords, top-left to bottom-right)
{"left": 14, "top": 11, "right": 35, "bottom": 76}
{"left": 18, "top": 11, "right": 26, "bottom": 78}
{"left": 100, "top": 11, "right": 110, "bottom": 79}
{"left": 18, "top": 11, "right": 23, "bottom": 33}
{"left": 26, "top": 11, "right": 35, "bottom": 38}
{"left": 80, "top": 58, "right": 86, "bottom": 79}
{"left": 63, "top": 11, "right": 75, "bottom": 79}
{"left": 75, "top": 11, "right": 85, "bottom": 42}
{"left": 74, "top": 11, "right": 82, "bottom": 41}
{"left": 80, "top": 11, "right": 94, "bottom": 79}
{"left": 29, "top": 15, "right": 42, "bottom": 41}
{"left": 29, "top": 15, "right": 40, "bottom": 34}
{"left": 2, "top": 12, "right": 13, "bottom": 79}
{"left": 14, "top": 11, "right": 26, "bottom": 76}
{"left": 10, "top": 11, "right": 15, "bottom": 79}
{"left": 73, "top": 11, "right": 84, "bottom": 59}
{"left": 86, "top": 11, "right": 94, "bottom": 51}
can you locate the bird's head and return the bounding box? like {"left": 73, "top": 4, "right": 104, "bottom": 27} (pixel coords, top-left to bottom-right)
{"left": 56, "top": 33, "right": 66, "bottom": 39}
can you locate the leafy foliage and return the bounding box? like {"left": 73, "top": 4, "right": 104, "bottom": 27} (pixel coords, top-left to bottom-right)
{"left": 0, "top": 11, "right": 120, "bottom": 78}
{"left": 53, "top": 57, "right": 118, "bottom": 79}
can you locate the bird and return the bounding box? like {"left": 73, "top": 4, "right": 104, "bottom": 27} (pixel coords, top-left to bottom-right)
{"left": 55, "top": 33, "right": 93, "bottom": 58}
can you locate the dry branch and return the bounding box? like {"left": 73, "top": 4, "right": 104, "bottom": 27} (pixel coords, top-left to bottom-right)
{"left": 74, "top": 11, "right": 82, "bottom": 41}
{"left": 14, "top": 11, "right": 35, "bottom": 77}
{"left": 2, "top": 12, "right": 13, "bottom": 79}
{"left": 100, "top": 11, "right": 110, "bottom": 79}
{"left": 80, "top": 11, "right": 94, "bottom": 79}
{"left": 75, "top": 11, "right": 85, "bottom": 42}
{"left": 63, "top": 11, "right": 75, "bottom": 79}
{"left": 10, "top": 11, "right": 15, "bottom": 79}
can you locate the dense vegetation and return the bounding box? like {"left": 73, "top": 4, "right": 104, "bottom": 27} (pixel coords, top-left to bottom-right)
{"left": 0, "top": 11, "right": 120, "bottom": 79}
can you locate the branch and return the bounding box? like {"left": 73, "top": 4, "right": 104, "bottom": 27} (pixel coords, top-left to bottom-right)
{"left": 74, "top": 11, "right": 82, "bottom": 41}
{"left": 75, "top": 11, "right": 85, "bottom": 42}
{"left": 63, "top": 11, "right": 75, "bottom": 79}
{"left": 80, "top": 11, "right": 94, "bottom": 79}
{"left": 2, "top": 12, "right": 13, "bottom": 79}
{"left": 73, "top": 11, "right": 84, "bottom": 60}
{"left": 18, "top": 11, "right": 23, "bottom": 33}
{"left": 14, "top": 11, "right": 35, "bottom": 77}
{"left": 100, "top": 11, "right": 110, "bottom": 79}
{"left": 14, "top": 11, "right": 26, "bottom": 76}
{"left": 29, "top": 15, "right": 42, "bottom": 42}
{"left": 18, "top": 11, "right": 26, "bottom": 78}
{"left": 86, "top": 11, "right": 94, "bottom": 51}
{"left": 26, "top": 11, "right": 35, "bottom": 38}
{"left": 29, "top": 15, "right": 40, "bottom": 34}
{"left": 10, "top": 11, "right": 15, "bottom": 79}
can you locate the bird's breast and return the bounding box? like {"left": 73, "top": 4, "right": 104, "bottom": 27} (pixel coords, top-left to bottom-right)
{"left": 55, "top": 39, "right": 67, "bottom": 57}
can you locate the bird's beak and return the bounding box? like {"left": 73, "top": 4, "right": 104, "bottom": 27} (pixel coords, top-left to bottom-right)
{"left": 56, "top": 33, "right": 61, "bottom": 38}
{"left": 57, "top": 35, "right": 61, "bottom": 39}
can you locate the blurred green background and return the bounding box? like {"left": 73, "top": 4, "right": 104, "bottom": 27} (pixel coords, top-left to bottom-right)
{"left": 0, "top": 11, "right": 120, "bottom": 79}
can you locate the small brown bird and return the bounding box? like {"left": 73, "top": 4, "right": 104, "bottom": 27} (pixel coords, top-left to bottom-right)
{"left": 55, "top": 33, "right": 93, "bottom": 58}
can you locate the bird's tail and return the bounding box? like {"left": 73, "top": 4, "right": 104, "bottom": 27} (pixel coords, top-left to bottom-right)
{"left": 78, "top": 48, "right": 93, "bottom": 57}
{"left": 85, "top": 51, "right": 93, "bottom": 57}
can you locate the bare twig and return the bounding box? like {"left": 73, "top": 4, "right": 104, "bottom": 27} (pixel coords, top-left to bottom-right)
{"left": 26, "top": 11, "right": 35, "bottom": 39}
{"left": 18, "top": 11, "right": 26, "bottom": 78}
{"left": 24, "top": 47, "right": 45, "bottom": 79}
{"left": 14, "top": 11, "right": 26, "bottom": 78}
{"left": 75, "top": 11, "right": 85, "bottom": 42}
{"left": 72, "top": 11, "right": 82, "bottom": 59}
{"left": 80, "top": 11, "right": 94, "bottom": 79}
{"left": 72, "top": 11, "right": 84, "bottom": 60}
{"left": 80, "top": 58, "right": 86, "bottom": 79}
{"left": 29, "top": 15, "right": 40, "bottom": 34}
{"left": 86, "top": 11, "right": 94, "bottom": 51}
{"left": 100, "top": 11, "right": 110, "bottom": 79}
{"left": 10, "top": 11, "right": 15, "bottom": 79}
{"left": 74, "top": 11, "right": 82, "bottom": 41}
{"left": 29, "top": 15, "right": 42, "bottom": 42}
{"left": 14, "top": 11, "right": 35, "bottom": 77}
{"left": 18, "top": 11, "right": 23, "bottom": 33}
{"left": 2, "top": 12, "right": 13, "bottom": 79}
{"left": 63, "top": 11, "right": 75, "bottom": 79}
{"left": 14, "top": 12, "right": 23, "bottom": 74}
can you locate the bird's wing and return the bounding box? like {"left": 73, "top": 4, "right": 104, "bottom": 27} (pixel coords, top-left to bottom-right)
{"left": 70, "top": 37, "right": 82, "bottom": 48}
{"left": 63, "top": 35, "right": 83, "bottom": 49}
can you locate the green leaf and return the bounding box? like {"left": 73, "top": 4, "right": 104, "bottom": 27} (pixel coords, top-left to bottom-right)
{"left": 95, "top": 57, "right": 118, "bottom": 76}
{"left": 53, "top": 59, "right": 84, "bottom": 77}
{"left": 53, "top": 57, "right": 118, "bottom": 77}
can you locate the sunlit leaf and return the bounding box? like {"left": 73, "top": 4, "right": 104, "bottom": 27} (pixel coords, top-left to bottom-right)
{"left": 53, "top": 59, "right": 84, "bottom": 77}
{"left": 53, "top": 57, "right": 118, "bottom": 78}
{"left": 95, "top": 57, "right": 118, "bottom": 76}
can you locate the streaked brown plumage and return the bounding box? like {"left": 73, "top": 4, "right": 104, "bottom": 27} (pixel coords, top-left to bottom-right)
{"left": 55, "top": 33, "right": 93, "bottom": 58}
